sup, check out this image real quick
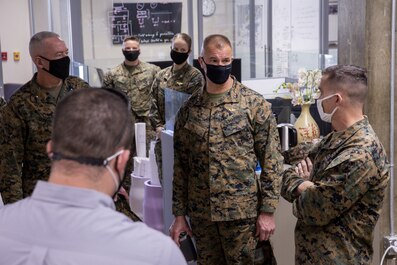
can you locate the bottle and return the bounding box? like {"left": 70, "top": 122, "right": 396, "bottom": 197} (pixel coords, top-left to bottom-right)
{"left": 179, "top": 232, "right": 197, "bottom": 262}
{"left": 255, "top": 162, "right": 262, "bottom": 178}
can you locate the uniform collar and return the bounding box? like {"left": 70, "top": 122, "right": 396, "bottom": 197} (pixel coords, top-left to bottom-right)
{"left": 171, "top": 62, "right": 190, "bottom": 74}
{"left": 29, "top": 73, "right": 70, "bottom": 104}
{"left": 193, "top": 76, "right": 240, "bottom": 107}
{"left": 122, "top": 61, "right": 144, "bottom": 74}
{"left": 321, "top": 116, "right": 369, "bottom": 149}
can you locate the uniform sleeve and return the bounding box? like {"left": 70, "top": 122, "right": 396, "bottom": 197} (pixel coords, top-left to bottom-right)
{"left": 254, "top": 100, "right": 284, "bottom": 213}
{"left": 102, "top": 71, "right": 114, "bottom": 88}
{"left": 172, "top": 105, "right": 190, "bottom": 216}
{"left": 0, "top": 105, "right": 25, "bottom": 203}
{"left": 150, "top": 73, "right": 163, "bottom": 129}
{"left": 0, "top": 98, "right": 6, "bottom": 108}
{"left": 292, "top": 149, "right": 385, "bottom": 225}
{"left": 281, "top": 140, "right": 322, "bottom": 202}
{"left": 185, "top": 70, "right": 205, "bottom": 95}
{"left": 280, "top": 167, "right": 305, "bottom": 203}
{"left": 282, "top": 141, "right": 319, "bottom": 165}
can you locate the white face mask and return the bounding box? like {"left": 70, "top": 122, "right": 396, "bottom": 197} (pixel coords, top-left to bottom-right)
{"left": 316, "top": 93, "right": 339, "bottom": 123}
{"left": 104, "top": 150, "right": 124, "bottom": 195}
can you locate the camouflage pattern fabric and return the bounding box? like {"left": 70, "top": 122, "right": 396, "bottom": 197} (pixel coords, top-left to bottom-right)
{"left": 172, "top": 76, "right": 284, "bottom": 222}
{"left": 281, "top": 117, "right": 389, "bottom": 265}
{"left": 115, "top": 194, "right": 142, "bottom": 222}
{"left": 0, "top": 97, "right": 6, "bottom": 108}
{"left": 150, "top": 63, "right": 204, "bottom": 185}
{"left": 190, "top": 217, "right": 257, "bottom": 265}
{"left": 0, "top": 74, "right": 90, "bottom": 204}
{"left": 103, "top": 61, "right": 160, "bottom": 173}
{"left": 103, "top": 61, "right": 160, "bottom": 126}
{"left": 150, "top": 63, "right": 204, "bottom": 129}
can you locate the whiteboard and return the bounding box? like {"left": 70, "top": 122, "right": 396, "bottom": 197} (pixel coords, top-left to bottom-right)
{"left": 272, "top": 0, "right": 320, "bottom": 77}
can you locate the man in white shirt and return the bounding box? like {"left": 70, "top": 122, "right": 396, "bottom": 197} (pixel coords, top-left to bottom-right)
{"left": 0, "top": 88, "right": 186, "bottom": 265}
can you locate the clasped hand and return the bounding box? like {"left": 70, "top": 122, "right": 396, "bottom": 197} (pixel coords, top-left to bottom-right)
{"left": 295, "top": 157, "right": 312, "bottom": 180}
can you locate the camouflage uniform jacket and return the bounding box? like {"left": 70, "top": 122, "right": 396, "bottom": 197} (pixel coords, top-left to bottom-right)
{"left": 0, "top": 74, "right": 89, "bottom": 204}
{"left": 103, "top": 61, "right": 160, "bottom": 121}
{"left": 150, "top": 63, "right": 204, "bottom": 129}
{"left": 0, "top": 97, "right": 6, "bottom": 108}
{"left": 172, "top": 77, "right": 283, "bottom": 221}
{"left": 281, "top": 117, "right": 389, "bottom": 265}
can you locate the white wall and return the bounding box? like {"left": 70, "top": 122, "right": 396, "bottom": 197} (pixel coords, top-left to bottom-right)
{"left": 0, "top": 0, "right": 33, "bottom": 84}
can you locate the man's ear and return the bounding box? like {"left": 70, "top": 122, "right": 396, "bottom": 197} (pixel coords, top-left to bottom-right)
{"left": 34, "top": 56, "right": 48, "bottom": 70}
{"left": 46, "top": 140, "right": 53, "bottom": 158}
{"left": 117, "top": 150, "right": 130, "bottom": 172}
{"left": 198, "top": 56, "right": 205, "bottom": 71}
{"left": 335, "top": 93, "right": 343, "bottom": 105}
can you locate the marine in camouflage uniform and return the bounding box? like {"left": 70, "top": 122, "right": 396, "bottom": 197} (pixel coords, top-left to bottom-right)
{"left": 103, "top": 61, "right": 160, "bottom": 161}
{"left": 173, "top": 76, "right": 283, "bottom": 264}
{"left": 150, "top": 62, "right": 204, "bottom": 184}
{"left": 281, "top": 118, "right": 389, "bottom": 264}
{"left": 281, "top": 65, "right": 390, "bottom": 265}
{"left": 0, "top": 74, "right": 89, "bottom": 203}
{"left": 0, "top": 74, "right": 140, "bottom": 222}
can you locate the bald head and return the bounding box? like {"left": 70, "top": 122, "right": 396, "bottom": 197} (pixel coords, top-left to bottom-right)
{"left": 200, "top": 34, "right": 232, "bottom": 56}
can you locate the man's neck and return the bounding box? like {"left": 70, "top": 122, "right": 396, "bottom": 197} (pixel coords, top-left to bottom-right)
{"left": 124, "top": 59, "right": 139, "bottom": 67}
{"left": 206, "top": 77, "right": 233, "bottom": 94}
{"left": 49, "top": 165, "right": 113, "bottom": 197}
{"left": 36, "top": 71, "right": 62, "bottom": 90}
{"left": 332, "top": 108, "right": 364, "bottom": 131}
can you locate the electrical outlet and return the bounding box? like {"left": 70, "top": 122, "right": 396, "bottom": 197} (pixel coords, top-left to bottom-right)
{"left": 383, "top": 235, "right": 397, "bottom": 257}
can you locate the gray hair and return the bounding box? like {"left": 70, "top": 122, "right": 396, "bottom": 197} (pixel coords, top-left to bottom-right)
{"left": 29, "top": 31, "right": 60, "bottom": 57}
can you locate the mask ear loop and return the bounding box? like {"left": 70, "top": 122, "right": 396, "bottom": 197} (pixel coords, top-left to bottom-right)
{"left": 103, "top": 150, "right": 124, "bottom": 190}
{"left": 106, "top": 165, "right": 119, "bottom": 190}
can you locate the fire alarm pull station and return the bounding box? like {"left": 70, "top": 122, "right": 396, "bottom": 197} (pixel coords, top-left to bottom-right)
{"left": 1, "top": 52, "right": 7, "bottom": 61}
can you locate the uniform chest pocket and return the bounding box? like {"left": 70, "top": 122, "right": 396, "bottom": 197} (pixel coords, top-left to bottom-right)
{"left": 114, "top": 77, "right": 127, "bottom": 86}
{"left": 135, "top": 78, "right": 153, "bottom": 91}
{"left": 184, "top": 120, "right": 207, "bottom": 139}
{"left": 222, "top": 113, "right": 254, "bottom": 148}
{"left": 222, "top": 113, "right": 251, "bottom": 136}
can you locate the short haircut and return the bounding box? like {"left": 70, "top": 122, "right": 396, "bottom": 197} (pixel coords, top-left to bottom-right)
{"left": 52, "top": 88, "right": 133, "bottom": 160}
{"left": 200, "top": 34, "right": 232, "bottom": 56}
{"left": 322, "top": 64, "right": 368, "bottom": 104}
{"left": 172, "top": 33, "right": 192, "bottom": 51}
{"left": 124, "top": 36, "right": 141, "bottom": 44}
{"left": 29, "top": 31, "right": 60, "bottom": 57}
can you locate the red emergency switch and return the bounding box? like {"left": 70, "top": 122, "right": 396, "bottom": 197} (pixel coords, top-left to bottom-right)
{"left": 1, "top": 52, "right": 7, "bottom": 61}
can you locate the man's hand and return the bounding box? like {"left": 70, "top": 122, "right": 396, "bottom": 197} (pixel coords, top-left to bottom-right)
{"left": 169, "top": 216, "right": 192, "bottom": 246}
{"left": 156, "top": 126, "right": 164, "bottom": 140}
{"left": 295, "top": 157, "right": 313, "bottom": 180}
{"left": 256, "top": 213, "right": 275, "bottom": 241}
{"left": 296, "top": 181, "right": 314, "bottom": 195}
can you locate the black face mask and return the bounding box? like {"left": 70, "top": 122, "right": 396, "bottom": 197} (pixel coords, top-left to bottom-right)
{"left": 202, "top": 59, "right": 232, "bottom": 84}
{"left": 123, "top": 50, "right": 140, "bottom": 62}
{"left": 40, "top": 56, "right": 70, "bottom": 80}
{"left": 170, "top": 49, "right": 189, "bottom": 65}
